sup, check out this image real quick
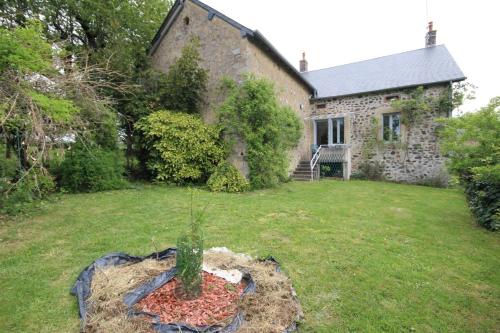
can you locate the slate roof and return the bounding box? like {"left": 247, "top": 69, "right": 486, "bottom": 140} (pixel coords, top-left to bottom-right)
{"left": 301, "top": 45, "right": 466, "bottom": 99}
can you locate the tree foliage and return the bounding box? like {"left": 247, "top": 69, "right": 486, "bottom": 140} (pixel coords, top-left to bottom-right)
{"left": 218, "top": 75, "right": 303, "bottom": 189}
{"left": 137, "top": 111, "right": 226, "bottom": 184}
{"left": 161, "top": 38, "right": 208, "bottom": 114}
{"left": 438, "top": 97, "right": 500, "bottom": 230}
{"left": 0, "top": 23, "right": 124, "bottom": 210}
{"left": 1, "top": 0, "right": 175, "bottom": 174}
{"left": 438, "top": 97, "right": 499, "bottom": 175}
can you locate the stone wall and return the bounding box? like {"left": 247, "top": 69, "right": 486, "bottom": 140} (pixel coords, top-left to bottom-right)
{"left": 245, "top": 43, "right": 313, "bottom": 173}
{"left": 151, "top": 0, "right": 250, "bottom": 124}
{"left": 150, "top": 0, "right": 313, "bottom": 175}
{"left": 310, "top": 85, "right": 450, "bottom": 183}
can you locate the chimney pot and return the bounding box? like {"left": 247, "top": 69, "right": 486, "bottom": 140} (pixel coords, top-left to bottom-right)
{"left": 425, "top": 21, "right": 437, "bottom": 47}
{"left": 300, "top": 52, "right": 308, "bottom": 72}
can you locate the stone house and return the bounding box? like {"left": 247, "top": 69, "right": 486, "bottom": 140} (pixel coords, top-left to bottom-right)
{"left": 150, "top": 0, "right": 466, "bottom": 182}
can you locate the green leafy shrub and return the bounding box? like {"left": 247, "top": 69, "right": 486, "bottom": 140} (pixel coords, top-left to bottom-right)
{"left": 57, "top": 144, "right": 126, "bottom": 193}
{"left": 176, "top": 199, "right": 204, "bottom": 300}
{"left": 0, "top": 169, "right": 55, "bottom": 214}
{"left": 207, "top": 162, "right": 249, "bottom": 193}
{"left": 439, "top": 97, "right": 500, "bottom": 230}
{"left": 137, "top": 110, "right": 226, "bottom": 184}
{"left": 218, "top": 75, "right": 302, "bottom": 189}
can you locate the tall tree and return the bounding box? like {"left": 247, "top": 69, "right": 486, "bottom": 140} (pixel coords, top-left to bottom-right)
{"left": 1, "top": 0, "right": 174, "bottom": 173}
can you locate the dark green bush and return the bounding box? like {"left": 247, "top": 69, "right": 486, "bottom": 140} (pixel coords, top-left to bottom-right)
{"left": 462, "top": 165, "right": 500, "bottom": 231}
{"left": 207, "top": 162, "right": 249, "bottom": 193}
{"left": 137, "top": 110, "right": 226, "bottom": 184}
{"left": 57, "top": 144, "right": 126, "bottom": 193}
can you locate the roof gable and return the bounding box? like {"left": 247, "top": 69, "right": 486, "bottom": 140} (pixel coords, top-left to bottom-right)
{"left": 302, "top": 45, "right": 466, "bottom": 99}
{"left": 150, "top": 0, "right": 316, "bottom": 94}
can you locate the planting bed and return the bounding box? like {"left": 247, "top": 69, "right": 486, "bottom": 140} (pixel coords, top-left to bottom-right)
{"left": 72, "top": 248, "right": 302, "bottom": 333}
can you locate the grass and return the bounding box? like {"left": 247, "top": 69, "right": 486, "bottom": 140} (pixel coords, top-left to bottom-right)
{"left": 0, "top": 180, "right": 499, "bottom": 332}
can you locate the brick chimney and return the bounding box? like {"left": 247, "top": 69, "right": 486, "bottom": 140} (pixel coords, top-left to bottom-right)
{"left": 299, "top": 52, "right": 308, "bottom": 72}
{"left": 425, "top": 21, "right": 437, "bottom": 47}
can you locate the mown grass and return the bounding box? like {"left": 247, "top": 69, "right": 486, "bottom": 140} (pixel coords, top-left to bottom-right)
{"left": 0, "top": 180, "right": 499, "bottom": 332}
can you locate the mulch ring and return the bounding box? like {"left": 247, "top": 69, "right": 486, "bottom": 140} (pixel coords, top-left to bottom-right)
{"left": 84, "top": 248, "right": 303, "bottom": 333}
{"left": 138, "top": 271, "right": 245, "bottom": 327}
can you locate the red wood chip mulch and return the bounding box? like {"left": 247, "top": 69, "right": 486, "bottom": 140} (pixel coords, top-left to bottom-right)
{"left": 138, "top": 271, "right": 244, "bottom": 327}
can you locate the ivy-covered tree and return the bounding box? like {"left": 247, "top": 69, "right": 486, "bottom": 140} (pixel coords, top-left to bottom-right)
{"left": 218, "top": 75, "right": 303, "bottom": 189}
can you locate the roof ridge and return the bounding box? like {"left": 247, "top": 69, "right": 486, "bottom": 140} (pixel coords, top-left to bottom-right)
{"left": 304, "top": 44, "right": 448, "bottom": 74}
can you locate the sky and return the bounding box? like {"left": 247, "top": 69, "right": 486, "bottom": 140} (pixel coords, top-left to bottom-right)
{"left": 200, "top": 0, "right": 500, "bottom": 112}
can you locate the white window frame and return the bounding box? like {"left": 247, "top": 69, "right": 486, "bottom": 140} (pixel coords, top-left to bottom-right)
{"left": 314, "top": 117, "right": 345, "bottom": 146}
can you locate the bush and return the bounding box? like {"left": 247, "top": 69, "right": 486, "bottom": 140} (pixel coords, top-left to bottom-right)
{"left": 137, "top": 110, "right": 226, "bottom": 184}
{"left": 439, "top": 97, "right": 500, "bottom": 230}
{"left": 218, "top": 75, "right": 302, "bottom": 189}
{"left": 207, "top": 162, "right": 249, "bottom": 193}
{"left": 415, "top": 170, "right": 451, "bottom": 188}
{"left": 0, "top": 169, "right": 56, "bottom": 214}
{"left": 357, "top": 161, "right": 385, "bottom": 180}
{"left": 57, "top": 144, "right": 126, "bottom": 193}
{"left": 462, "top": 165, "right": 500, "bottom": 231}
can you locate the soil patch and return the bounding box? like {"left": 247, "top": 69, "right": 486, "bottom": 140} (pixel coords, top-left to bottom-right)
{"left": 138, "top": 271, "right": 244, "bottom": 327}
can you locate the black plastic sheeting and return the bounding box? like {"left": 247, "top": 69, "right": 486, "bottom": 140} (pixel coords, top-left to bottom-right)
{"left": 71, "top": 248, "right": 298, "bottom": 333}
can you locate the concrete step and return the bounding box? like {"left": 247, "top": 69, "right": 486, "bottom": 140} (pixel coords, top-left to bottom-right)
{"left": 293, "top": 170, "right": 312, "bottom": 175}
{"left": 291, "top": 160, "right": 314, "bottom": 181}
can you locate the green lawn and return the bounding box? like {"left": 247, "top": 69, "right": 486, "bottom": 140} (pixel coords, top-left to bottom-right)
{"left": 0, "top": 180, "right": 499, "bottom": 332}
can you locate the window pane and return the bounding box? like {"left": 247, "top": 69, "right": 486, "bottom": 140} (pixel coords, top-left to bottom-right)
{"left": 383, "top": 115, "right": 390, "bottom": 141}
{"left": 392, "top": 114, "right": 400, "bottom": 141}
{"left": 316, "top": 120, "right": 328, "bottom": 145}
{"left": 338, "top": 118, "right": 344, "bottom": 144}
{"left": 332, "top": 119, "right": 338, "bottom": 144}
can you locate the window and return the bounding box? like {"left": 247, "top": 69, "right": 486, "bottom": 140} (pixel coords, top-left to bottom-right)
{"left": 316, "top": 103, "right": 326, "bottom": 109}
{"left": 316, "top": 120, "right": 328, "bottom": 145}
{"left": 314, "top": 118, "right": 344, "bottom": 146}
{"left": 383, "top": 113, "right": 401, "bottom": 142}
{"left": 385, "top": 95, "right": 400, "bottom": 103}
{"left": 332, "top": 118, "right": 344, "bottom": 144}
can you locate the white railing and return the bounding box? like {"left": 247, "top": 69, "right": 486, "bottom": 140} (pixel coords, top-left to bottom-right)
{"left": 310, "top": 145, "right": 323, "bottom": 181}
{"left": 310, "top": 144, "right": 352, "bottom": 181}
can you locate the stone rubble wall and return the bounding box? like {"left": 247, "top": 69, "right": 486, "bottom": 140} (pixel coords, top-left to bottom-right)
{"left": 310, "top": 85, "right": 450, "bottom": 183}
{"left": 151, "top": 0, "right": 313, "bottom": 176}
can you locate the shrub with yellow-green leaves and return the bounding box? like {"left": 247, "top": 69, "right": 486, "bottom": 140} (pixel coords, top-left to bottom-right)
{"left": 207, "top": 161, "right": 249, "bottom": 193}
{"left": 137, "top": 110, "right": 226, "bottom": 184}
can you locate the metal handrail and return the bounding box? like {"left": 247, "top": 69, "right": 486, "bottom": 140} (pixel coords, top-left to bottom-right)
{"left": 310, "top": 145, "right": 323, "bottom": 181}
{"left": 310, "top": 144, "right": 352, "bottom": 180}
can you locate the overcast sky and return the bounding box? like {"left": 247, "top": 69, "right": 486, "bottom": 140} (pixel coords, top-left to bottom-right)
{"left": 201, "top": 0, "right": 499, "bottom": 112}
